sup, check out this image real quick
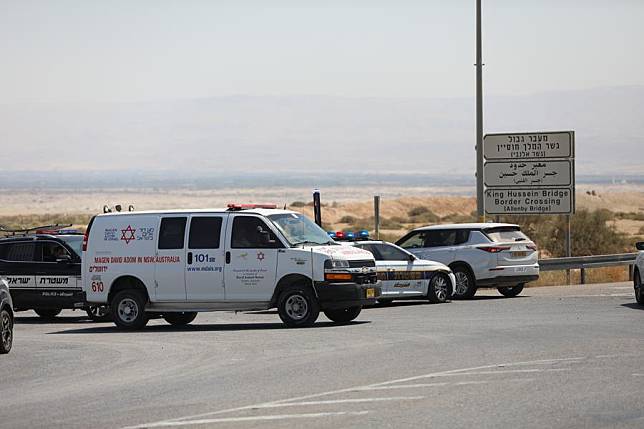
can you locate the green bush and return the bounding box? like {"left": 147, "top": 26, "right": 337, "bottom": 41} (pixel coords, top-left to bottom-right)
{"left": 339, "top": 215, "right": 357, "bottom": 224}
{"left": 290, "top": 201, "right": 307, "bottom": 208}
{"left": 407, "top": 206, "right": 429, "bottom": 217}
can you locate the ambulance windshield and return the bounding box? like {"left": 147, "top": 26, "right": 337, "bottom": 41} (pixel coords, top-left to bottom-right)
{"left": 268, "top": 213, "right": 334, "bottom": 246}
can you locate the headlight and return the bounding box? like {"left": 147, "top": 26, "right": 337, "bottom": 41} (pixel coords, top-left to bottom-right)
{"left": 324, "top": 259, "right": 350, "bottom": 269}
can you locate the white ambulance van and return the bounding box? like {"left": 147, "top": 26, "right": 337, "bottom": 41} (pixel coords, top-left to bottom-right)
{"left": 82, "top": 204, "right": 381, "bottom": 329}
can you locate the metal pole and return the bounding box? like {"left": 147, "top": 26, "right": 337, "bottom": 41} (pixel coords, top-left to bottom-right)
{"left": 374, "top": 195, "right": 381, "bottom": 239}
{"left": 313, "top": 189, "right": 322, "bottom": 227}
{"left": 475, "top": 0, "right": 485, "bottom": 222}
{"left": 566, "top": 214, "right": 572, "bottom": 284}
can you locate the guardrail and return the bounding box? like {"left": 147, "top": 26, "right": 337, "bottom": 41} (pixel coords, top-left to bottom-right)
{"left": 539, "top": 253, "right": 638, "bottom": 284}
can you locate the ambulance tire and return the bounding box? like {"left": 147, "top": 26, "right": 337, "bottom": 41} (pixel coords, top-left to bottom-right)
{"left": 86, "top": 305, "right": 112, "bottom": 322}
{"left": 34, "top": 308, "right": 62, "bottom": 320}
{"left": 111, "top": 290, "right": 149, "bottom": 330}
{"left": 324, "top": 306, "right": 362, "bottom": 324}
{"left": 277, "top": 286, "right": 320, "bottom": 328}
{"left": 163, "top": 312, "right": 198, "bottom": 326}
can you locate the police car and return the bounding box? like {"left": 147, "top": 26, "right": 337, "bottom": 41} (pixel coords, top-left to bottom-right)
{"left": 82, "top": 204, "right": 381, "bottom": 329}
{"left": 0, "top": 278, "right": 13, "bottom": 354}
{"left": 396, "top": 223, "right": 539, "bottom": 299}
{"left": 634, "top": 241, "right": 644, "bottom": 305}
{"left": 0, "top": 225, "right": 110, "bottom": 321}
{"left": 332, "top": 231, "right": 456, "bottom": 304}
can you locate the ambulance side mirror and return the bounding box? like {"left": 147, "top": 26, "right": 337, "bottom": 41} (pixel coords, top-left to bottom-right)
{"left": 257, "top": 226, "right": 276, "bottom": 246}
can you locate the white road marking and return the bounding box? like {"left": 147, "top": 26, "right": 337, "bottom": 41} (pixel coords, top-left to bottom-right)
{"left": 362, "top": 378, "right": 534, "bottom": 391}
{"left": 133, "top": 411, "right": 369, "bottom": 427}
{"left": 418, "top": 368, "right": 570, "bottom": 377}
{"left": 124, "top": 356, "right": 587, "bottom": 429}
{"left": 632, "top": 374, "right": 644, "bottom": 377}
{"left": 250, "top": 396, "right": 424, "bottom": 409}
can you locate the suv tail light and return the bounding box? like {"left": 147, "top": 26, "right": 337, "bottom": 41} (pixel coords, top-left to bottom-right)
{"left": 476, "top": 246, "right": 511, "bottom": 253}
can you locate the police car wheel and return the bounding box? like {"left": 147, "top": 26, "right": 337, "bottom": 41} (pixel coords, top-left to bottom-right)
{"left": 277, "top": 287, "right": 320, "bottom": 328}
{"left": 163, "top": 312, "right": 198, "bottom": 326}
{"left": 452, "top": 266, "right": 477, "bottom": 299}
{"left": 86, "top": 305, "right": 112, "bottom": 322}
{"left": 111, "top": 290, "right": 149, "bottom": 330}
{"left": 428, "top": 273, "right": 451, "bottom": 304}
{"left": 634, "top": 272, "right": 643, "bottom": 305}
{"left": 498, "top": 284, "right": 525, "bottom": 297}
{"left": 0, "top": 308, "right": 13, "bottom": 354}
{"left": 34, "top": 308, "right": 62, "bottom": 319}
{"left": 324, "top": 306, "right": 361, "bottom": 324}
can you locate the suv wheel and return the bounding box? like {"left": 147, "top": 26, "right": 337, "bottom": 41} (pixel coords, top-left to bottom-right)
{"left": 0, "top": 307, "right": 13, "bottom": 354}
{"left": 86, "top": 305, "right": 111, "bottom": 322}
{"left": 163, "top": 312, "right": 198, "bottom": 326}
{"left": 34, "top": 308, "right": 62, "bottom": 319}
{"left": 635, "top": 271, "right": 643, "bottom": 305}
{"left": 324, "top": 306, "right": 361, "bottom": 324}
{"left": 452, "top": 266, "right": 477, "bottom": 299}
{"left": 428, "top": 272, "right": 451, "bottom": 303}
{"left": 277, "top": 286, "right": 320, "bottom": 328}
{"left": 111, "top": 290, "right": 149, "bottom": 330}
{"left": 498, "top": 284, "right": 525, "bottom": 297}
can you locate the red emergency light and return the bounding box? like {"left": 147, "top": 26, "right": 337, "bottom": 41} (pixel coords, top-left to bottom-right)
{"left": 227, "top": 203, "right": 278, "bottom": 211}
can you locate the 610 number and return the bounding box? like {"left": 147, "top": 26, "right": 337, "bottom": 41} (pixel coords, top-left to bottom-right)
{"left": 91, "top": 281, "right": 104, "bottom": 292}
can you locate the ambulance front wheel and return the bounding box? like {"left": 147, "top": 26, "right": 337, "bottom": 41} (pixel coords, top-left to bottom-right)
{"left": 324, "top": 306, "right": 362, "bottom": 324}
{"left": 111, "top": 290, "right": 149, "bottom": 330}
{"left": 277, "top": 286, "right": 320, "bottom": 328}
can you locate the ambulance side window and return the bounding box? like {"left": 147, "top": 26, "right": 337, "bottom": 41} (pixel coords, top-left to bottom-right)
{"left": 189, "top": 217, "right": 223, "bottom": 249}
{"left": 158, "top": 217, "right": 187, "bottom": 250}
{"left": 231, "top": 216, "right": 280, "bottom": 249}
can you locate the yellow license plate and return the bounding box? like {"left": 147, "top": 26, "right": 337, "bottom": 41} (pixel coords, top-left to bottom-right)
{"left": 366, "top": 288, "right": 375, "bottom": 299}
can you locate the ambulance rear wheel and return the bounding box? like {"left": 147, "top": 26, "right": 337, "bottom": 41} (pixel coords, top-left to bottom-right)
{"left": 324, "top": 306, "right": 361, "bottom": 324}
{"left": 111, "top": 290, "right": 148, "bottom": 330}
{"left": 34, "top": 308, "right": 62, "bottom": 319}
{"left": 163, "top": 312, "right": 197, "bottom": 326}
{"left": 277, "top": 286, "right": 319, "bottom": 328}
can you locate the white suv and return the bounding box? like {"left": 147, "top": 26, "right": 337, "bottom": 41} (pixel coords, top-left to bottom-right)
{"left": 396, "top": 223, "right": 539, "bottom": 299}
{"left": 634, "top": 242, "right": 644, "bottom": 305}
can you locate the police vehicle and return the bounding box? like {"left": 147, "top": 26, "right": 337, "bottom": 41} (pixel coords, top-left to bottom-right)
{"left": 82, "top": 204, "right": 381, "bottom": 329}
{"left": 331, "top": 231, "right": 455, "bottom": 304}
{"left": 0, "top": 224, "right": 110, "bottom": 321}
{"left": 396, "top": 223, "right": 539, "bottom": 299}
{"left": 634, "top": 241, "right": 644, "bottom": 305}
{"left": 0, "top": 278, "right": 13, "bottom": 354}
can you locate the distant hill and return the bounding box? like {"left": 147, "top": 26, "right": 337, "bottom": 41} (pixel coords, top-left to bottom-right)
{"left": 0, "top": 86, "right": 642, "bottom": 175}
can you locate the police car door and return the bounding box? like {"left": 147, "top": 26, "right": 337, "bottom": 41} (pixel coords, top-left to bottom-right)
{"left": 0, "top": 241, "right": 38, "bottom": 301}
{"left": 36, "top": 240, "right": 81, "bottom": 291}
{"left": 224, "top": 215, "right": 279, "bottom": 302}
{"left": 185, "top": 214, "right": 227, "bottom": 301}
{"left": 370, "top": 243, "right": 425, "bottom": 298}
{"left": 155, "top": 217, "right": 188, "bottom": 301}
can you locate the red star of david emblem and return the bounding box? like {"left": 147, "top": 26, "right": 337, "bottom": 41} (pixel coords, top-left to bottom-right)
{"left": 121, "top": 225, "right": 136, "bottom": 244}
{"left": 257, "top": 251, "right": 265, "bottom": 262}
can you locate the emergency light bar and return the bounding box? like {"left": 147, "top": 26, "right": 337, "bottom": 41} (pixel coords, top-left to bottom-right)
{"left": 0, "top": 224, "right": 74, "bottom": 237}
{"left": 227, "top": 204, "right": 278, "bottom": 211}
{"left": 327, "top": 230, "right": 370, "bottom": 241}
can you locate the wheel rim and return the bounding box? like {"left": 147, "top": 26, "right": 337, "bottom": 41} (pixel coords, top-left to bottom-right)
{"left": 117, "top": 298, "right": 139, "bottom": 323}
{"left": 90, "top": 306, "right": 108, "bottom": 318}
{"left": 432, "top": 275, "right": 449, "bottom": 301}
{"left": 285, "top": 294, "right": 308, "bottom": 321}
{"left": 1, "top": 312, "right": 12, "bottom": 350}
{"left": 454, "top": 272, "right": 469, "bottom": 296}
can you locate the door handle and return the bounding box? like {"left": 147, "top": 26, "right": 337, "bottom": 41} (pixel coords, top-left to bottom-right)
{"left": 187, "top": 252, "right": 193, "bottom": 265}
{"left": 225, "top": 251, "right": 231, "bottom": 264}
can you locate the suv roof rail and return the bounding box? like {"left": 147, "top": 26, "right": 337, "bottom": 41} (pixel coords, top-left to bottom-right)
{"left": 0, "top": 223, "right": 73, "bottom": 237}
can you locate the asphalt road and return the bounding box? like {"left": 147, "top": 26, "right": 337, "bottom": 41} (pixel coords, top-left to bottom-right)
{"left": 1, "top": 282, "right": 643, "bottom": 429}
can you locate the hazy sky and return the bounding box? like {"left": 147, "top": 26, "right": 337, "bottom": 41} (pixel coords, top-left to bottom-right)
{"left": 1, "top": 0, "right": 643, "bottom": 103}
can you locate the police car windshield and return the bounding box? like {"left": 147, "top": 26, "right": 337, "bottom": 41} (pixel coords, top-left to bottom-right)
{"left": 268, "top": 213, "right": 333, "bottom": 246}
{"left": 58, "top": 236, "right": 83, "bottom": 258}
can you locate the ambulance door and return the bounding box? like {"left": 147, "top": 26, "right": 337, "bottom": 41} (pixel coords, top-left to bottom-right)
{"left": 223, "top": 214, "right": 280, "bottom": 302}
{"left": 155, "top": 217, "right": 188, "bottom": 301}
{"left": 185, "top": 214, "right": 227, "bottom": 301}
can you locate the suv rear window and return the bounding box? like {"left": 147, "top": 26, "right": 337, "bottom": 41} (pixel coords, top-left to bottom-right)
{"left": 397, "top": 230, "right": 470, "bottom": 248}
{"left": 484, "top": 227, "right": 528, "bottom": 243}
